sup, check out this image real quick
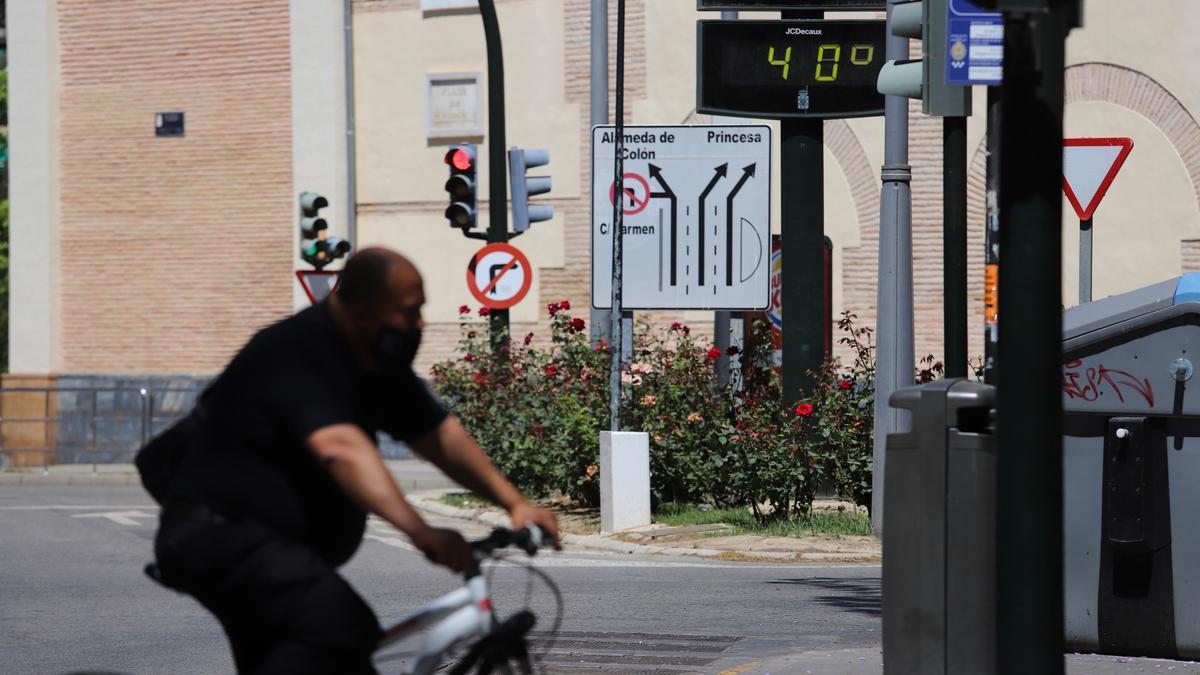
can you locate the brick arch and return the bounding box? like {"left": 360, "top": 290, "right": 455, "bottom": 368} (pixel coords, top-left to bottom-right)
{"left": 967, "top": 62, "right": 1200, "bottom": 278}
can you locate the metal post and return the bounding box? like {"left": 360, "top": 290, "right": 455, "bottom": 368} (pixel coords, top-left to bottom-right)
{"left": 995, "top": 7, "right": 1069, "bottom": 673}
{"left": 589, "top": 0, "right": 611, "bottom": 345}
{"left": 984, "top": 85, "right": 1001, "bottom": 386}
{"left": 343, "top": 0, "right": 358, "bottom": 249}
{"left": 713, "top": 9, "right": 738, "bottom": 386}
{"left": 479, "top": 0, "right": 510, "bottom": 348}
{"left": 1079, "top": 218, "right": 1093, "bottom": 304}
{"left": 778, "top": 8, "right": 824, "bottom": 404}
{"left": 944, "top": 115, "right": 968, "bottom": 378}
{"left": 90, "top": 391, "right": 98, "bottom": 473}
{"left": 873, "top": 0, "right": 916, "bottom": 534}
{"left": 608, "top": 0, "right": 626, "bottom": 432}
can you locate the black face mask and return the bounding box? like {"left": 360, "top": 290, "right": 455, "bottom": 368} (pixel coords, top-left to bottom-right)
{"left": 372, "top": 325, "right": 422, "bottom": 373}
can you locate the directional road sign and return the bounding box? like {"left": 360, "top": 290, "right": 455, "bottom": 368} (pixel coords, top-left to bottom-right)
{"left": 296, "top": 270, "right": 341, "bottom": 304}
{"left": 467, "top": 243, "right": 533, "bottom": 310}
{"left": 592, "top": 125, "right": 772, "bottom": 310}
{"left": 1063, "top": 137, "right": 1134, "bottom": 221}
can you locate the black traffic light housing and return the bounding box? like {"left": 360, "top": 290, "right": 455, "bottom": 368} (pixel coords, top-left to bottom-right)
{"left": 444, "top": 145, "right": 478, "bottom": 230}
{"left": 299, "top": 192, "right": 350, "bottom": 270}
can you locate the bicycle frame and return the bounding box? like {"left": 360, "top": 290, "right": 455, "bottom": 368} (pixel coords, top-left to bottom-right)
{"left": 378, "top": 574, "right": 494, "bottom": 675}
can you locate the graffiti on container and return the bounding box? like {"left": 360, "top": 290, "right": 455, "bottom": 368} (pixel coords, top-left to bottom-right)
{"left": 1062, "top": 360, "right": 1155, "bottom": 407}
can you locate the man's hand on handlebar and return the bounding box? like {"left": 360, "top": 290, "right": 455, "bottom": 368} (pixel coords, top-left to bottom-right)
{"left": 509, "top": 501, "right": 562, "bottom": 551}
{"left": 411, "top": 526, "right": 474, "bottom": 574}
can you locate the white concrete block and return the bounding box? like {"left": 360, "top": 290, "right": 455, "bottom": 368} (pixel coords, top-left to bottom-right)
{"left": 600, "top": 431, "right": 651, "bottom": 534}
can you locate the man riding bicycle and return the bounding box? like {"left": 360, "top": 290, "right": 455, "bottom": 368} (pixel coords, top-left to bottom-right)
{"left": 149, "top": 247, "right": 560, "bottom": 674}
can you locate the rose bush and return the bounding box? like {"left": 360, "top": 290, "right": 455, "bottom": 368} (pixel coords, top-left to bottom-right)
{"left": 431, "top": 304, "right": 876, "bottom": 521}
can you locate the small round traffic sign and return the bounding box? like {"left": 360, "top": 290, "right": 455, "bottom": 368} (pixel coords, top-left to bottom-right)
{"left": 608, "top": 173, "right": 652, "bottom": 216}
{"left": 466, "top": 243, "right": 533, "bottom": 310}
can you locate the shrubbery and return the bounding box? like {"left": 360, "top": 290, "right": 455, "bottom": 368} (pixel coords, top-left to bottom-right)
{"left": 431, "top": 303, "right": 875, "bottom": 522}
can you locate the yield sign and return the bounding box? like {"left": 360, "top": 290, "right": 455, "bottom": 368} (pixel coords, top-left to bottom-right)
{"left": 296, "top": 270, "right": 341, "bottom": 304}
{"left": 1063, "top": 137, "right": 1134, "bottom": 221}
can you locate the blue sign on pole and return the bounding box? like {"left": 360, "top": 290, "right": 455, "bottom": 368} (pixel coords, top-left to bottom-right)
{"left": 946, "top": 0, "right": 1003, "bottom": 86}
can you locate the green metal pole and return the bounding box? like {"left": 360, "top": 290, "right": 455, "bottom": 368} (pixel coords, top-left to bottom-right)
{"left": 479, "top": 0, "right": 509, "bottom": 348}
{"left": 995, "top": 7, "right": 1068, "bottom": 673}
{"left": 779, "top": 9, "right": 824, "bottom": 404}
{"left": 944, "top": 115, "right": 968, "bottom": 378}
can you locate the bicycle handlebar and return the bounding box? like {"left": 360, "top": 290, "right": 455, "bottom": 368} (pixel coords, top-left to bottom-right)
{"left": 471, "top": 525, "right": 545, "bottom": 559}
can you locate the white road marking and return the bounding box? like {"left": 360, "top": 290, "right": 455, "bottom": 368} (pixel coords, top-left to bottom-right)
{"left": 71, "top": 510, "right": 158, "bottom": 526}
{"left": 0, "top": 505, "right": 158, "bottom": 511}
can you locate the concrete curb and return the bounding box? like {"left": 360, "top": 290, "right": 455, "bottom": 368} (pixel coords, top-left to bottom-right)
{"left": 0, "top": 472, "right": 143, "bottom": 486}
{"left": 407, "top": 493, "right": 879, "bottom": 563}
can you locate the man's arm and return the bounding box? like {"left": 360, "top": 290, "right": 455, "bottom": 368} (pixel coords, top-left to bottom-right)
{"left": 308, "top": 423, "right": 473, "bottom": 572}
{"left": 410, "top": 416, "right": 561, "bottom": 548}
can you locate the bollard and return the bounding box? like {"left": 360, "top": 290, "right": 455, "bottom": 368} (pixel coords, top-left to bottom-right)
{"left": 599, "top": 431, "right": 650, "bottom": 534}
{"left": 883, "top": 378, "right": 996, "bottom": 675}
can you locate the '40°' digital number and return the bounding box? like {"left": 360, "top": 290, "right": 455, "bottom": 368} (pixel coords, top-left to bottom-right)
{"left": 768, "top": 44, "right": 876, "bottom": 82}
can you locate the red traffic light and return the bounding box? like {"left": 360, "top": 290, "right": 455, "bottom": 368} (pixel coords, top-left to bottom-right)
{"left": 445, "top": 148, "right": 474, "bottom": 172}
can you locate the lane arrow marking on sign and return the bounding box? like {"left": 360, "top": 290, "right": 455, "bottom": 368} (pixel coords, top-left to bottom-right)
{"left": 697, "top": 163, "right": 729, "bottom": 287}
{"left": 726, "top": 163, "right": 757, "bottom": 286}
{"left": 648, "top": 164, "right": 678, "bottom": 286}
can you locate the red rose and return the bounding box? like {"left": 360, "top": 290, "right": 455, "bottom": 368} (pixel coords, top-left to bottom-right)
{"left": 840, "top": 379, "right": 852, "bottom": 390}
{"left": 570, "top": 317, "right": 586, "bottom": 332}
{"left": 706, "top": 347, "right": 721, "bottom": 360}
{"left": 670, "top": 322, "right": 682, "bottom": 332}
{"left": 544, "top": 364, "right": 558, "bottom": 377}
{"left": 561, "top": 300, "right": 571, "bottom": 310}
{"left": 548, "top": 302, "right": 560, "bottom": 316}
{"left": 472, "top": 372, "right": 486, "bottom": 384}
{"left": 524, "top": 332, "right": 534, "bottom": 346}
{"left": 479, "top": 307, "right": 491, "bottom": 316}
{"left": 464, "top": 353, "right": 475, "bottom": 362}
{"left": 726, "top": 345, "right": 741, "bottom": 356}
{"left": 467, "top": 331, "right": 476, "bottom": 338}
{"left": 795, "top": 403, "right": 814, "bottom": 417}
{"left": 682, "top": 326, "right": 691, "bottom": 336}
{"left": 595, "top": 339, "right": 609, "bottom": 352}
{"left": 458, "top": 305, "right": 470, "bottom": 315}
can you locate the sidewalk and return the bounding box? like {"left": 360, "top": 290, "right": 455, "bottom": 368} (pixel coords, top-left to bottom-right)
{"left": 741, "top": 650, "right": 1200, "bottom": 674}
{"left": 408, "top": 490, "right": 881, "bottom": 564}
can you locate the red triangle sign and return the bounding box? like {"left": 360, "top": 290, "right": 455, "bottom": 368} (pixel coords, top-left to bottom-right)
{"left": 296, "top": 270, "right": 341, "bottom": 304}
{"left": 1062, "top": 137, "right": 1133, "bottom": 221}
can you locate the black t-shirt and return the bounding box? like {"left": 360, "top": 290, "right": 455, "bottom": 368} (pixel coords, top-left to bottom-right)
{"left": 168, "top": 302, "right": 447, "bottom": 566}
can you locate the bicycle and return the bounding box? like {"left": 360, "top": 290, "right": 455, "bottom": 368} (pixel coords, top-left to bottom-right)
{"left": 374, "top": 525, "right": 562, "bottom": 675}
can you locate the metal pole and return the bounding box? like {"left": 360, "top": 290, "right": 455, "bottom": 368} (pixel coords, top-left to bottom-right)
{"left": 343, "top": 0, "right": 358, "bottom": 249}
{"left": 713, "top": 9, "right": 738, "bottom": 387}
{"left": 944, "top": 115, "right": 968, "bottom": 378}
{"left": 608, "top": 0, "right": 626, "bottom": 432}
{"left": 479, "top": 0, "right": 510, "bottom": 347}
{"left": 984, "top": 85, "right": 1001, "bottom": 385}
{"left": 872, "top": 0, "right": 915, "bottom": 534}
{"left": 1079, "top": 218, "right": 1092, "bottom": 304}
{"left": 996, "top": 7, "right": 1068, "bottom": 673}
{"left": 589, "top": 0, "right": 611, "bottom": 345}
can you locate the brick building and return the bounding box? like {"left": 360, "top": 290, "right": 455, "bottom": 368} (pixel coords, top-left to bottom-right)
{"left": 7, "top": 1, "right": 1200, "bottom": 405}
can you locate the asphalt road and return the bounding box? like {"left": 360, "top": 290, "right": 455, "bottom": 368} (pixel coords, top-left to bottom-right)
{"left": 0, "top": 484, "right": 881, "bottom": 675}
{"left": 3, "top": 484, "right": 1195, "bottom": 675}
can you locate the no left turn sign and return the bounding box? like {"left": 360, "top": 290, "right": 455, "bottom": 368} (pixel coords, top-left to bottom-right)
{"left": 466, "top": 243, "right": 533, "bottom": 310}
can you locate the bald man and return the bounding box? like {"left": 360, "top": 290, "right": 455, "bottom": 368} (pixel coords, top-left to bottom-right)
{"left": 152, "top": 247, "right": 559, "bottom": 674}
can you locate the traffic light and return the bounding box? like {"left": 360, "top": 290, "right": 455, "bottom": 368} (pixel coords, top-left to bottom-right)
{"left": 299, "top": 192, "right": 350, "bottom": 270}
{"left": 508, "top": 147, "right": 553, "bottom": 233}
{"left": 444, "top": 145, "right": 478, "bottom": 230}
{"left": 876, "top": 0, "right": 970, "bottom": 117}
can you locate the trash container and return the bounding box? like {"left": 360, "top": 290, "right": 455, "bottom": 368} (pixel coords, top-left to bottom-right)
{"left": 1063, "top": 273, "right": 1200, "bottom": 659}
{"left": 884, "top": 379, "right": 997, "bottom": 675}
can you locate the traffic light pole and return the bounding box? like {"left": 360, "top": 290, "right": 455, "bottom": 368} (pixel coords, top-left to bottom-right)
{"left": 995, "top": 7, "right": 1069, "bottom": 672}
{"left": 479, "top": 0, "right": 510, "bottom": 348}
{"left": 589, "top": 0, "right": 611, "bottom": 347}
{"left": 872, "top": 0, "right": 915, "bottom": 534}
{"left": 944, "top": 115, "right": 968, "bottom": 378}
